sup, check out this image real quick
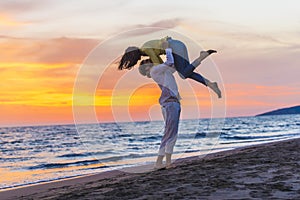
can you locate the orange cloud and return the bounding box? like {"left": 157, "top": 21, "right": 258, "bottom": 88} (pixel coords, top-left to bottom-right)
{"left": 128, "top": 84, "right": 160, "bottom": 121}
{"left": 0, "top": 36, "right": 100, "bottom": 126}
{"left": 119, "top": 18, "right": 183, "bottom": 37}
{"left": 0, "top": 14, "right": 29, "bottom": 27}
{"left": 0, "top": 36, "right": 99, "bottom": 64}
{"left": 0, "top": 62, "right": 77, "bottom": 107}
{"left": 0, "top": 105, "right": 73, "bottom": 127}
{"left": 222, "top": 83, "right": 300, "bottom": 116}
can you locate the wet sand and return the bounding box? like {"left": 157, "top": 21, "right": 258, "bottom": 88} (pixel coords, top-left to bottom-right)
{"left": 1, "top": 138, "right": 300, "bottom": 200}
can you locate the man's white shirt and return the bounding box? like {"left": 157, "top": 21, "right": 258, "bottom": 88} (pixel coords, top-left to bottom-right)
{"left": 150, "top": 48, "right": 180, "bottom": 105}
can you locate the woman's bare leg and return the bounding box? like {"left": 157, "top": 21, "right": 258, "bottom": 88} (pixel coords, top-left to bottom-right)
{"left": 205, "top": 79, "right": 222, "bottom": 98}
{"left": 191, "top": 50, "right": 217, "bottom": 68}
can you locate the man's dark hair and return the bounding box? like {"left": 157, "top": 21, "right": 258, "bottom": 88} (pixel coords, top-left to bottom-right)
{"left": 138, "top": 59, "right": 152, "bottom": 76}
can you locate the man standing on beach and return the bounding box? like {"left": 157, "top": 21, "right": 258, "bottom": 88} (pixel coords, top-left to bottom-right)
{"left": 138, "top": 48, "right": 181, "bottom": 169}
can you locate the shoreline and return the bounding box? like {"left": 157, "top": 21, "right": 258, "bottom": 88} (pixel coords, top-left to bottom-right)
{"left": 0, "top": 136, "right": 293, "bottom": 191}
{"left": 1, "top": 137, "right": 300, "bottom": 199}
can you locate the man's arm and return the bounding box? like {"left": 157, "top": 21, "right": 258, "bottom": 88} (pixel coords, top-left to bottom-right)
{"left": 151, "top": 48, "right": 175, "bottom": 77}
{"left": 164, "top": 48, "right": 174, "bottom": 66}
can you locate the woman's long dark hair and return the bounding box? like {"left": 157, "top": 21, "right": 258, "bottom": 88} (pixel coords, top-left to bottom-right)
{"left": 118, "top": 46, "right": 142, "bottom": 70}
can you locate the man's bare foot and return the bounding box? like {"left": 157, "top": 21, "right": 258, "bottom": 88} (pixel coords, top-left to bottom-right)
{"left": 154, "top": 155, "right": 164, "bottom": 169}
{"left": 166, "top": 163, "right": 173, "bottom": 169}
{"left": 165, "top": 153, "right": 172, "bottom": 169}
{"left": 208, "top": 82, "right": 222, "bottom": 98}
{"left": 199, "top": 49, "right": 217, "bottom": 62}
{"left": 154, "top": 164, "right": 166, "bottom": 170}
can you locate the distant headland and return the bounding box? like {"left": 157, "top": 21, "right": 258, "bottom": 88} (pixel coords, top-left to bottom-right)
{"left": 256, "top": 105, "right": 300, "bottom": 116}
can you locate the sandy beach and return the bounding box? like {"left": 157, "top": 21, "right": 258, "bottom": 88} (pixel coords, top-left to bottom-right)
{"left": 1, "top": 138, "right": 300, "bottom": 200}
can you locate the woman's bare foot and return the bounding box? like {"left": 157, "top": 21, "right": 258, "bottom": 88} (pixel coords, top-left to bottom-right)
{"left": 208, "top": 82, "right": 222, "bottom": 98}
{"left": 199, "top": 49, "right": 217, "bottom": 62}
{"left": 207, "top": 49, "right": 217, "bottom": 54}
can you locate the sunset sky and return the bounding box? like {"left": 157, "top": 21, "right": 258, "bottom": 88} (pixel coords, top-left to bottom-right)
{"left": 1, "top": 0, "right": 299, "bottom": 127}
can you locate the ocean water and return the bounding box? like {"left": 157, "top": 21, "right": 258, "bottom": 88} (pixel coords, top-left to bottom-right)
{"left": 0, "top": 114, "right": 299, "bottom": 190}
